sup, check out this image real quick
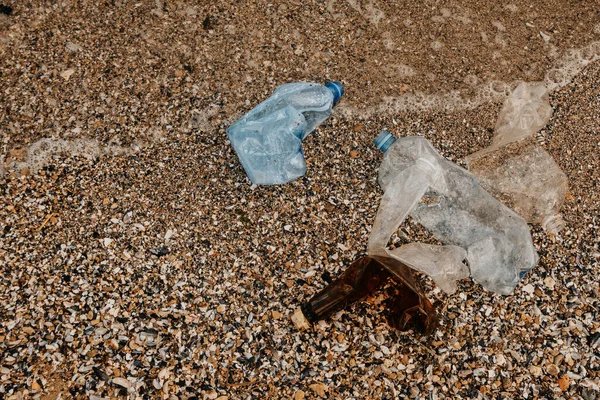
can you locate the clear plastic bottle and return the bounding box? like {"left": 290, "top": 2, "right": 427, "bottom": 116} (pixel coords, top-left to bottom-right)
{"left": 467, "top": 82, "right": 568, "bottom": 234}
{"left": 369, "top": 132, "right": 538, "bottom": 295}
{"left": 227, "top": 81, "right": 343, "bottom": 185}
{"left": 291, "top": 255, "right": 438, "bottom": 334}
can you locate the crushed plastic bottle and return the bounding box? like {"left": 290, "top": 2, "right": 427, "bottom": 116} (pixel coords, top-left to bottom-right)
{"left": 227, "top": 81, "right": 344, "bottom": 185}
{"left": 369, "top": 132, "right": 538, "bottom": 295}
{"left": 468, "top": 82, "right": 552, "bottom": 159}
{"left": 291, "top": 255, "right": 438, "bottom": 334}
{"left": 467, "top": 82, "right": 568, "bottom": 234}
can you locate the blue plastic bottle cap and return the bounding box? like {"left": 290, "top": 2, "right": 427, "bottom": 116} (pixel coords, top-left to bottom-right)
{"left": 373, "top": 131, "right": 397, "bottom": 153}
{"left": 325, "top": 81, "right": 344, "bottom": 104}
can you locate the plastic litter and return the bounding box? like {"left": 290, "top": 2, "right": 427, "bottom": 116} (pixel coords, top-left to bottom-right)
{"left": 369, "top": 132, "right": 538, "bottom": 295}
{"left": 467, "top": 82, "right": 568, "bottom": 234}
{"left": 227, "top": 81, "right": 343, "bottom": 185}
{"left": 386, "top": 243, "right": 468, "bottom": 294}
{"left": 291, "top": 255, "right": 438, "bottom": 334}
{"left": 468, "top": 82, "right": 552, "bottom": 159}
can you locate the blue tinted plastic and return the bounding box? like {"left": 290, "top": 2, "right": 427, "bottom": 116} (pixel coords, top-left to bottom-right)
{"left": 227, "top": 82, "right": 343, "bottom": 185}
{"left": 373, "top": 131, "right": 397, "bottom": 153}
{"left": 325, "top": 81, "right": 344, "bottom": 104}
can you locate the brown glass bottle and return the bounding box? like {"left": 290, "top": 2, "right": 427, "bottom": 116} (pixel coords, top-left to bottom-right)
{"left": 294, "top": 255, "right": 438, "bottom": 334}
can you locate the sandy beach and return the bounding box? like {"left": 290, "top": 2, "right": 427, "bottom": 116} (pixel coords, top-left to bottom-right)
{"left": 1, "top": 1, "right": 600, "bottom": 398}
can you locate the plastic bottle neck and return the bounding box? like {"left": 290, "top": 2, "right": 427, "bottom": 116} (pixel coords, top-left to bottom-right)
{"left": 324, "top": 81, "right": 344, "bottom": 104}
{"left": 374, "top": 131, "right": 397, "bottom": 153}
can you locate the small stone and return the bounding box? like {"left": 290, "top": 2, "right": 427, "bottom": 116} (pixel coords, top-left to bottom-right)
{"left": 291, "top": 308, "right": 310, "bottom": 330}
{"left": 204, "top": 391, "right": 217, "bottom": 400}
{"left": 271, "top": 310, "right": 283, "bottom": 320}
{"left": 349, "top": 150, "right": 358, "bottom": 158}
{"left": 23, "top": 327, "right": 35, "bottom": 335}
{"left": 522, "top": 284, "right": 535, "bottom": 294}
{"left": 60, "top": 69, "right": 76, "bottom": 80}
{"left": 112, "top": 377, "right": 132, "bottom": 389}
{"left": 66, "top": 41, "right": 82, "bottom": 52}
{"left": 543, "top": 276, "right": 555, "bottom": 289}
{"left": 175, "top": 70, "right": 184, "bottom": 77}
{"left": 546, "top": 363, "right": 560, "bottom": 376}
{"left": 293, "top": 390, "right": 305, "bottom": 400}
{"left": 309, "top": 382, "right": 327, "bottom": 397}
{"left": 304, "top": 270, "right": 316, "bottom": 278}
{"left": 529, "top": 365, "right": 543, "bottom": 376}
{"left": 150, "top": 247, "right": 169, "bottom": 257}
{"left": 495, "top": 354, "right": 506, "bottom": 366}
{"left": 31, "top": 381, "right": 41, "bottom": 391}
{"left": 540, "top": 31, "right": 551, "bottom": 42}
{"left": 103, "top": 238, "right": 113, "bottom": 247}
{"left": 558, "top": 374, "right": 570, "bottom": 390}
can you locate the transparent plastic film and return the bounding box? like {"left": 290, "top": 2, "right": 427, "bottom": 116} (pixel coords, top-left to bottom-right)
{"left": 367, "top": 157, "right": 439, "bottom": 255}
{"left": 467, "top": 82, "right": 552, "bottom": 161}
{"left": 374, "top": 135, "right": 538, "bottom": 295}
{"left": 369, "top": 135, "right": 469, "bottom": 294}
{"left": 466, "top": 81, "right": 568, "bottom": 234}
{"left": 388, "top": 244, "right": 469, "bottom": 294}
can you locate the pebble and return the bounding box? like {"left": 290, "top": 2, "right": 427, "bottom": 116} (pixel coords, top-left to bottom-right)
{"left": 558, "top": 374, "right": 570, "bottom": 390}
{"left": 521, "top": 284, "right": 535, "bottom": 294}
{"left": 495, "top": 354, "right": 506, "bottom": 366}
{"left": 543, "top": 276, "right": 556, "bottom": 289}
{"left": 546, "top": 363, "right": 560, "bottom": 376}
{"left": 59, "top": 69, "right": 75, "bottom": 81}
{"left": 529, "top": 366, "right": 543, "bottom": 376}
{"left": 112, "top": 377, "right": 131, "bottom": 389}
{"left": 309, "top": 383, "right": 327, "bottom": 397}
